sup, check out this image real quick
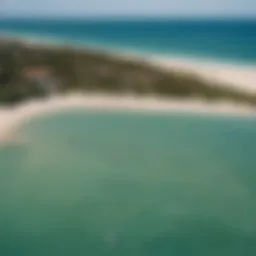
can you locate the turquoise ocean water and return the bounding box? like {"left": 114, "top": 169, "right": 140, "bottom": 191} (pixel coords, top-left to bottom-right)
{"left": 1, "top": 110, "right": 256, "bottom": 255}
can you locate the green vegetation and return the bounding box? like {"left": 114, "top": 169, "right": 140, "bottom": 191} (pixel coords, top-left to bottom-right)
{"left": 0, "top": 39, "right": 256, "bottom": 106}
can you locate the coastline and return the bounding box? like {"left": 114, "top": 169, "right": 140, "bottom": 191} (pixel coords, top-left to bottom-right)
{"left": 1, "top": 32, "right": 256, "bottom": 143}
{"left": 1, "top": 31, "right": 256, "bottom": 94}
{"left": 0, "top": 93, "right": 255, "bottom": 143}
{"left": 147, "top": 56, "right": 256, "bottom": 93}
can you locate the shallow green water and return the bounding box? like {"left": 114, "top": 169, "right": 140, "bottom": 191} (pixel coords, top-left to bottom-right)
{"left": 1, "top": 111, "right": 256, "bottom": 255}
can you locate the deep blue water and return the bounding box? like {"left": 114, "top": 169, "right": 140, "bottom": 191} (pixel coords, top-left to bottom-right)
{"left": 0, "top": 111, "right": 256, "bottom": 255}
{"left": 0, "top": 18, "right": 256, "bottom": 64}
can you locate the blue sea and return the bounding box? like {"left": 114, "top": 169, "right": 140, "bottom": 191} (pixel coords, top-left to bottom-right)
{"left": 0, "top": 110, "right": 256, "bottom": 255}
{"left": 0, "top": 18, "right": 256, "bottom": 65}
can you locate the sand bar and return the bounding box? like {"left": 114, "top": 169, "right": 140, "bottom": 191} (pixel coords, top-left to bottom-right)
{"left": 0, "top": 94, "right": 255, "bottom": 143}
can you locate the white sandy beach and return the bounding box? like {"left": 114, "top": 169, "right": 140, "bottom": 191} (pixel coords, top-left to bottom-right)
{"left": 0, "top": 94, "right": 255, "bottom": 143}
{"left": 148, "top": 56, "right": 256, "bottom": 94}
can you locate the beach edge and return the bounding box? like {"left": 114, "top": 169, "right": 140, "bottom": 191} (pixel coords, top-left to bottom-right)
{"left": 0, "top": 93, "right": 255, "bottom": 144}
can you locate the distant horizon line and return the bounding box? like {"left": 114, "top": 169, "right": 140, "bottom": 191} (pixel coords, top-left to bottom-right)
{"left": 0, "top": 14, "right": 256, "bottom": 21}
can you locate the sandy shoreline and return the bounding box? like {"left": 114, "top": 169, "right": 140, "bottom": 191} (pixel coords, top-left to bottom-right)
{"left": 0, "top": 94, "right": 255, "bottom": 143}
{"left": 148, "top": 56, "right": 256, "bottom": 94}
